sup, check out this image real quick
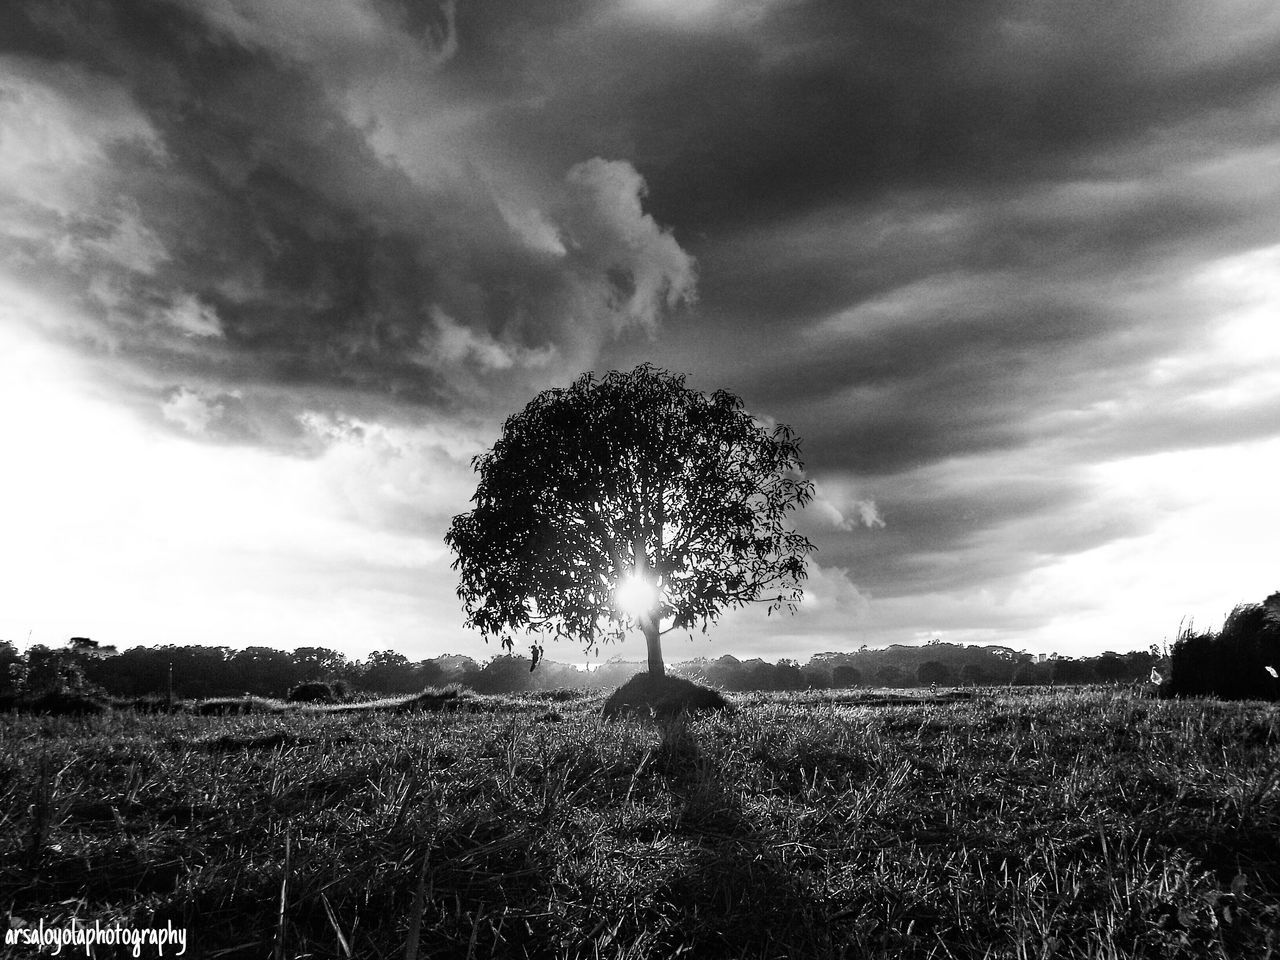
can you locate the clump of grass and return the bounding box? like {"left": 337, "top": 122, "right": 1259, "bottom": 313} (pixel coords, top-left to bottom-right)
{"left": 1, "top": 688, "right": 1278, "bottom": 958}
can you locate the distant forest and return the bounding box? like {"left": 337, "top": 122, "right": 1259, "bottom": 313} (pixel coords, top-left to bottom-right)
{"left": 0, "top": 638, "right": 1165, "bottom": 701}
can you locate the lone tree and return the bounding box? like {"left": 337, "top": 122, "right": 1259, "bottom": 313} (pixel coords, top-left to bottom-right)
{"left": 445, "top": 364, "right": 817, "bottom": 677}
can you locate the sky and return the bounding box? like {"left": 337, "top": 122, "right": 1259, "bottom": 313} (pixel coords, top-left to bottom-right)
{"left": 2, "top": 0, "right": 1278, "bottom": 664}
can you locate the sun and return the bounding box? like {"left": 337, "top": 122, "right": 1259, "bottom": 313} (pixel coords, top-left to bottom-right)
{"left": 614, "top": 574, "right": 659, "bottom": 619}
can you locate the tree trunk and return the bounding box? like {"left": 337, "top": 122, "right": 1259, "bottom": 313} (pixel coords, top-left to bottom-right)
{"left": 642, "top": 615, "right": 665, "bottom": 677}
{"left": 633, "top": 533, "right": 664, "bottom": 677}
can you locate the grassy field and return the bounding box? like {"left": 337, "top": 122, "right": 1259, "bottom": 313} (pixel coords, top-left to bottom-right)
{"left": 2, "top": 686, "right": 1278, "bottom": 959}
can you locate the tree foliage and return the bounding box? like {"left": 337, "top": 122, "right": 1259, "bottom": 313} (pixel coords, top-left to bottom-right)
{"left": 916, "top": 659, "right": 954, "bottom": 686}
{"left": 445, "top": 364, "right": 817, "bottom": 674}
{"left": 1166, "top": 598, "right": 1280, "bottom": 701}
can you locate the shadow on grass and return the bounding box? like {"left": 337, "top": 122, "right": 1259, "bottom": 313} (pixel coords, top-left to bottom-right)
{"left": 623, "top": 715, "right": 846, "bottom": 957}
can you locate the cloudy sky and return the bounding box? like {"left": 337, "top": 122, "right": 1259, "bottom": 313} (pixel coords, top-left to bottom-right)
{"left": 2, "top": 0, "right": 1278, "bottom": 664}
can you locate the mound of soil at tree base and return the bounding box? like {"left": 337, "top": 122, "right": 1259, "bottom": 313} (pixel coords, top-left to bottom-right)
{"left": 602, "top": 674, "right": 732, "bottom": 719}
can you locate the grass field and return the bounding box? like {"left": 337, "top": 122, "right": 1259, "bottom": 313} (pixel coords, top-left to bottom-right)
{"left": 2, "top": 686, "right": 1278, "bottom": 959}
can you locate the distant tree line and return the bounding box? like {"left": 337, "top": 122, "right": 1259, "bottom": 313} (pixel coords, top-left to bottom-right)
{"left": 1, "top": 636, "right": 1172, "bottom": 702}
{"left": 668, "top": 643, "right": 1162, "bottom": 691}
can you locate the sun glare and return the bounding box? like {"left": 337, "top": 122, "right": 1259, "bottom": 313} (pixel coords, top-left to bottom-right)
{"left": 615, "top": 574, "right": 659, "bottom": 619}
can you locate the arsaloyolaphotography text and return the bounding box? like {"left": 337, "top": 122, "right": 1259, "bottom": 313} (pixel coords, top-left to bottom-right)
{"left": 2, "top": 1, "right": 1278, "bottom": 957}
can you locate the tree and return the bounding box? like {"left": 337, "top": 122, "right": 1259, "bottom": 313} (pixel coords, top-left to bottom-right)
{"left": 0, "top": 641, "right": 21, "bottom": 695}
{"left": 446, "top": 364, "right": 817, "bottom": 677}
{"left": 917, "top": 660, "right": 953, "bottom": 686}
{"left": 229, "top": 646, "right": 296, "bottom": 696}
{"left": 832, "top": 664, "right": 862, "bottom": 688}
{"left": 1167, "top": 599, "right": 1280, "bottom": 700}
{"left": 1092, "top": 652, "right": 1129, "bottom": 682}
{"left": 473, "top": 655, "right": 539, "bottom": 694}
{"left": 360, "top": 650, "right": 419, "bottom": 694}
{"left": 290, "top": 646, "right": 349, "bottom": 680}
{"left": 14, "top": 644, "right": 94, "bottom": 696}
{"left": 876, "top": 665, "right": 904, "bottom": 687}
{"left": 774, "top": 658, "right": 805, "bottom": 690}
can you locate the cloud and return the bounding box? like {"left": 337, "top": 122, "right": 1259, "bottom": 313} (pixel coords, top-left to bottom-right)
{"left": 3, "top": 0, "right": 1279, "bottom": 661}
{"left": 427, "top": 307, "right": 554, "bottom": 372}
{"left": 2, "top": 3, "right": 698, "bottom": 457}
{"left": 162, "top": 295, "right": 223, "bottom": 338}
{"left": 0, "top": 54, "right": 160, "bottom": 210}
{"left": 671, "top": 560, "right": 872, "bottom": 661}
{"left": 299, "top": 410, "right": 484, "bottom": 533}
{"left": 805, "top": 479, "right": 885, "bottom": 533}
{"left": 161, "top": 386, "right": 226, "bottom": 436}
{"left": 557, "top": 157, "right": 697, "bottom": 333}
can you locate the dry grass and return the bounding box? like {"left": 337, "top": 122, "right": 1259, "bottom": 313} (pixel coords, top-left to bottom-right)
{"left": 1, "top": 687, "right": 1277, "bottom": 958}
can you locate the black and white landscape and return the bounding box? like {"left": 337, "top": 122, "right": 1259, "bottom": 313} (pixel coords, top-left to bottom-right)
{"left": 3, "top": 8, "right": 1280, "bottom": 958}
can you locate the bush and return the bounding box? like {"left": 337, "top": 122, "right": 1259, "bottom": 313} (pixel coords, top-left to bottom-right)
{"left": 1166, "top": 601, "right": 1280, "bottom": 701}
{"left": 397, "top": 687, "right": 472, "bottom": 713}
{"left": 288, "top": 681, "right": 337, "bottom": 704}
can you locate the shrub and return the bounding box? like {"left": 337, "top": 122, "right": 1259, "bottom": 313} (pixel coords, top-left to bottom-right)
{"left": 397, "top": 687, "right": 468, "bottom": 712}
{"left": 288, "top": 681, "right": 337, "bottom": 704}
{"left": 1166, "top": 601, "right": 1280, "bottom": 701}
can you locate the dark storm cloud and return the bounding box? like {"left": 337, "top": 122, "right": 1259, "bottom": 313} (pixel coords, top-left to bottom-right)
{"left": 466, "top": 0, "right": 1280, "bottom": 232}
{"left": 570, "top": 0, "right": 1280, "bottom": 612}
{"left": 0, "top": 0, "right": 695, "bottom": 448}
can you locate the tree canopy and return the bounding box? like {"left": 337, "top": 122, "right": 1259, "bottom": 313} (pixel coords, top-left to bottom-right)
{"left": 444, "top": 364, "right": 817, "bottom": 675}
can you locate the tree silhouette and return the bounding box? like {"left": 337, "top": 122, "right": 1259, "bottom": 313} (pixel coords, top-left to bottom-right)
{"left": 917, "top": 660, "right": 953, "bottom": 686}
{"left": 1167, "top": 599, "right": 1280, "bottom": 700}
{"left": 446, "top": 364, "right": 817, "bottom": 677}
{"left": 876, "top": 664, "right": 905, "bottom": 687}
{"left": 831, "top": 664, "right": 862, "bottom": 688}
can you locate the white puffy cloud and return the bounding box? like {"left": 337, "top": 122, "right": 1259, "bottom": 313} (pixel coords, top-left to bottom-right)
{"left": 427, "top": 307, "right": 556, "bottom": 372}
{"left": 163, "top": 295, "right": 224, "bottom": 339}
{"left": 298, "top": 410, "right": 484, "bottom": 533}
{"left": 557, "top": 158, "right": 698, "bottom": 333}
{"left": 806, "top": 477, "right": 887, "bottom": 532}
{"left": 161, "top": 387, "right": 226, "bottom": 436}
